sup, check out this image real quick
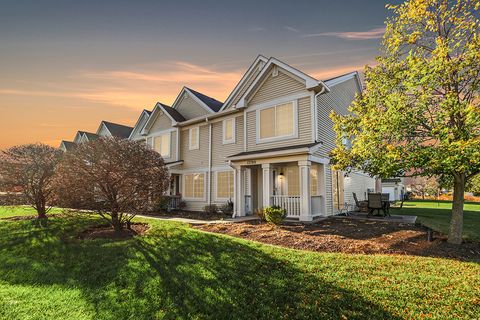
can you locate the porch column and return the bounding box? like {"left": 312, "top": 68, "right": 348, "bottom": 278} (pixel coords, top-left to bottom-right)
{"left": 299, "top": 160, "right": 312, "bottom": 221}
{"left": 262, "top": 163, "right": 272, "bottom": 208}
{"left": 234, "top": 167, "right": 245, "bottom": 217}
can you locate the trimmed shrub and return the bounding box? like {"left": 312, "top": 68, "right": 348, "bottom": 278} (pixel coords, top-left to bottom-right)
{"left": 219, "top": 200, "right": 234, "bottom": 216}
{"left": 203, "top": 204, "right": 218, "bottom": 214}
{"left": 264, "top": 206, "right": 287, "bottom": 225}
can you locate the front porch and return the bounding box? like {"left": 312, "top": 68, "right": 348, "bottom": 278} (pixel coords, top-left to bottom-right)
{"left": 231, "top": 157, "right": 329, "bottom": 221}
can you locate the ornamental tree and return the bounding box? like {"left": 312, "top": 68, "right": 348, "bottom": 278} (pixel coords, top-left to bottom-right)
{"left": 0, "top": 144, "right": 63, "bottom": 219}
{"left": 54, "top": 138, "right": 169, "bottom": 231}
{"left": 330, "top": 0, "right": 480, "bottom": 244}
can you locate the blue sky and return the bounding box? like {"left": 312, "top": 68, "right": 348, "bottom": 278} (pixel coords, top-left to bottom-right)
{"left": 0, "top": 0, "right": 402, "bottom": 147}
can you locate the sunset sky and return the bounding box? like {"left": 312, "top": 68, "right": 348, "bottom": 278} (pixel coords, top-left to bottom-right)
{"left": 0, "top": 0, "right": 402, "bottom": 149}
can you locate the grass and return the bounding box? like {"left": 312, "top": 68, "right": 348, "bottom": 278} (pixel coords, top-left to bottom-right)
{"left": 0, "top": 206, "right": 478, "bottom": 319}
{"left": 399, "top": 200, "right": 480, "bottom": 241}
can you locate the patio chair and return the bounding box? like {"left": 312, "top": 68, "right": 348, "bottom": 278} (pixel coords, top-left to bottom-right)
{"left": 353, "top": 192, "right": 368, "bottom": 212}
{"left": 381, "top": 193, "right": 391, "bottom": 216}
{"left": 368, "top": 193, "right": 385, "bottom": 216}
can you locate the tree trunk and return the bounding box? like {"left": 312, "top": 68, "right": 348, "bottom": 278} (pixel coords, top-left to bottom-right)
{"left": 111, "top": 212, "right": 123, "bottom": 232}
{"left": 36, "top": 200, "right": 47, "bottom": 219}
{"left": 448, "top": 173, "right": 465, "bottom": 244}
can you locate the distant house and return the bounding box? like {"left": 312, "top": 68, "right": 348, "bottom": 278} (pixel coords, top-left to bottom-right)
{"left": 59, "top": 140, "right": 76, "bottom": 152}
{"left": 381, "top": 178, "right": 405, "bottom": 201}
{"left": 96, "top": 121, "right": 133, "bottom": 139}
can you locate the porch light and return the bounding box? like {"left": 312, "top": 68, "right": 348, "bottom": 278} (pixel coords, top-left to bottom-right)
{"left": 279, "top": 172, "right": 284, "bottom": 179}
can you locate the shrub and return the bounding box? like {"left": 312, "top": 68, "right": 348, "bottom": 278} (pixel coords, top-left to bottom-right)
{"left": 254, "top": 207, "right": 265, "bottom": 221}
{"left": 264, "top": 206, "right": 287, "bottom": 225}
{"left": 153, "top": 196, "right": 171, "bottom": 213}
{"left": 178, "top": 200, "right": 187, "bottom": 210}
{"left": 203, "top": 204, "right": 218, "bottom": 214}
{"left": 219, "top": 200, "right": 234, "bottom": 216}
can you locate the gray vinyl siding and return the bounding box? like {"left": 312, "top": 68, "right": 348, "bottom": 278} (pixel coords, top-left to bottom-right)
{"left": 175, "top": 95, "right": 210, "bottom": 120}
{"left": 315, "top": 78, "right": 359, "bottom": 158}
{"left": 179, "top": 124, "right": 209, "bottom": 169}
{"left": 343, "top": 171, "right": 375, "bottom": 205}
{"left": 249, "top": 70, "right": 305, "bottom": 105}
{"left": 211, "top": 115, "right": 244, "bottom": 167}
{"left": 246, "top": 96, "right": 312, "bottom": 152}
{"left": 97, "top": 125, "right": 110, "bottom": 137}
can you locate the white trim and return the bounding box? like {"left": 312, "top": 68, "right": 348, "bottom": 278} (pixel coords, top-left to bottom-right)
{"left": 245, "top": 92, "right": 310, "bottom": 112}
{"left": 222, "top": 117, "right": 236, "bottom": 144}
{"left": 171, "top": 87, "right": 216, "bottom": 114}
{"left": 207, "top": 123, "right": 212, "bottom": 205}
{"left": 228, "top": 147, "right": 311, "bottom": 161}
{"left": 324, "top": 71, "right": 359, "bottom": 87}
{"left": 255, "top": 100, "right": 298, "bottom": 144}
{"left": 157, "top": 103, "right": 179, "bottom": 125}
{"left": 243, "top": 110, "right": 247, "bottom": 151}
{"left": 310, "top": 91, "right": 317, "bottom": 142}
{"left": 141, "top": 105, "right": 176, "bottom": 135}
{"left": 214, "top": 170, "right": 235, "bottom": 201}
{"left": 188, "top": 126, "right": 200, "bottom": 150}
{"left": 182, "top": 172, "right": 207, "bottom": 201}
{"left": 220, "top": 55, "right": 268, "bottom": 111}
{"left": 308, "top": 155, "right": 330, "bottom": 165}
{"left": 96, "top": 122, "right": 113, "bottom": 137}
{"left": 235, "top": 57, "right": 329, "bottom": 109}
{"left": 129, "top": 110, "right": 151, "bottom": 139}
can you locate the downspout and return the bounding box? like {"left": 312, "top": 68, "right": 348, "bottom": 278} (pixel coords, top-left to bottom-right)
{"left": 207, "top": 118, "right": 212, "bottom": 205}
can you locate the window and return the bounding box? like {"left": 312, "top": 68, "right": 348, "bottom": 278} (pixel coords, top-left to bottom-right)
{"left": 258, "top": 101, "right": 296, "bottom": 142}
{"left": 189, "top": 127, "right": 199, "bottom": 150}
{"left": 184, "top": 173, "right": 205, "bottom": 199}
{"left": 310, "top": 166, "right": 318, "bottom": 196}
{"left": 286, "top": 166, "right": 299, "bottom": 196}
{"left": 223, "top": 118, "right": 235, "bottom": 144}
{"left": 216, "top": 171, "right": 234, "bottom": 199}
{"left": 152, "top": 133, "right": 171, "bottom": 158}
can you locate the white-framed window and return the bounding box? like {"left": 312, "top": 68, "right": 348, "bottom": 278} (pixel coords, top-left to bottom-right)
{"left": 222, "top": 118, "right": 236, "bottom": 144}
{"left": 257, "top": 101, "right": 297, "bottom": 143}
{"left": 146, "top": 133, "right": 171, "bottom": 158}
{"left": 189, "top": 126, "right": 199, "bottom": 150}
{"left": 216, "top": 171, "right": 234, "bottom": 200}
{"left": 183, "top": 173, "right": 205, "bottom": 199}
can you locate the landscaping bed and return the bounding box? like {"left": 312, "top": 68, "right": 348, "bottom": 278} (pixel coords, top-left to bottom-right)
{"left": 197, "top": 218, "right": 480, "bottom": 261}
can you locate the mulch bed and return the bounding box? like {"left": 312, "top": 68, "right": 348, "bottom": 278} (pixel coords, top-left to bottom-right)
{"left": 78, "top": 223, "right": 149, "bottom": 240}
{"left": 196, "top": 218, "right": 480, "bottom": 262}
{"left": 145, "top": 210, "right": 231, "bottom": 221}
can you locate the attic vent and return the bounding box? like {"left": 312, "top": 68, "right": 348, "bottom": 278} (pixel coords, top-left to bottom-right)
{"left": 272, "top": 66, "right": 278, "bottom": 77}
{"left": 184, "top": 92, "right": 189, "bottom": 99}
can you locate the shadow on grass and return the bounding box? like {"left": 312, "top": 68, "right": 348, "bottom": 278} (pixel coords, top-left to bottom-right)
{"left": 0, "top": 217, "right": 401, "bottom": 319}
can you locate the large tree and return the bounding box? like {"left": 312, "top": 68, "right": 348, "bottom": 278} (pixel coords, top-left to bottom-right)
{"left": 0, "top": 144, "right": 63, "bottom": 219}
{"left": 331, "top": 0, "right": 480, "bottom": 244}
{"left": 54, "top": 138, "right": 169, "bottom": 231}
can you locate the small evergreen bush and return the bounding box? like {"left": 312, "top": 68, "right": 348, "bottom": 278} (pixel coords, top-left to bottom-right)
{"left": 264, "top": 206, "right": 287, "bottom": 225}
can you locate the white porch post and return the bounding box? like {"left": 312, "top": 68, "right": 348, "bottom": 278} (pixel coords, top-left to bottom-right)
{"left": 262, "top": 163, "right": 272, "bottom": 208}
{"left": 299, "top": 160, "right": 312, "bottom": 221}
{"left": 234, "top": 167, "right": 245, "bottom": 217}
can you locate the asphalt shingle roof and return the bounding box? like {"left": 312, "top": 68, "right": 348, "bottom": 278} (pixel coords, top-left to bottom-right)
{"left": 186, "top": 87, "right": 223, "bottom": 112}
{"left": 102, "top": 121, "right": 133, "bottom": 138}
{"left": 159, "top": 104, "right": 186, "bottom": 122}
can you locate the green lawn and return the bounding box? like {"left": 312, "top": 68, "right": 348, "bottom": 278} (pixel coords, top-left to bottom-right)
{"left": 0, "top": 206, "right": 478, "bottom": 319}
{"left": 399, "top": 200, "right": 480, "bottom": 241}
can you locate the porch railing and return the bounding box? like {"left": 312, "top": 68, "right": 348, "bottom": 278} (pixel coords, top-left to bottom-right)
{"left": 271, "top": 195, "right": 301, "bottom": 217}
{"left": 167, "top": 195, "right": 182, "bottom": 210}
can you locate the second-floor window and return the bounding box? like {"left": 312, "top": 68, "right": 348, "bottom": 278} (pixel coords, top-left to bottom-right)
{"left": 147, "top": 133, "right": 171, "bottom": 158}
{"left": 223, "top": 118, "right": 235, "bottom": 144}
{"left": 258, "top": 101, "right": 296, "bottom": 143}
{"left": 189, "top": 126, "right": 199, "bottom": 150}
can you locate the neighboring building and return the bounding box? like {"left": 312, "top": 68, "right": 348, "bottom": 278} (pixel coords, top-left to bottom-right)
{"left": 63, "top": 55, "right": 376, "bottom": 221}
{"left": 59, "top": 140, "right": 76, "bottom": 152}
{"left": 381, "top": 178, "right": 405, "bottom": 201}
{"left": 96, "top": 121, "right": 133, "bottom": 139}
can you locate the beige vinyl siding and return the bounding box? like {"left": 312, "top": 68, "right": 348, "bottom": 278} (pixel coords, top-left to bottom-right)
{"left": 211, "top": 115, "right": 244, "bottom": 167}
{"left": 175, "top": 95, "right": 210, "bottom": 120}
{"left": 130, "top": 114, "right": 149, "bottom": 140}
{"left": 246, "top": 96, "right": 312, "bottom": 152}
{"left": 228, "top": 65, "right": 263, "bottom": 108}
{"left": 162, "top": 130, "right": 176, "bottom": 162}
{"left": 325, "top": 165, "right": 334, "bottom": 216}
{"left": 314, "top": 78, "right": 359, "bottom": 158}
{"left": 179, "top": 125, "right": 209, "bottom": 169}
{"left": 249, "top": 70, "right": 305, "bottom": 105}
{"left": 149, "top": 112, "right": 173, "bottom": 133}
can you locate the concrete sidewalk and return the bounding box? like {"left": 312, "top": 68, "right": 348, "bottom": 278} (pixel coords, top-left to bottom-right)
{"left": 136, "top": 214, "right": 260, "bottom": 225}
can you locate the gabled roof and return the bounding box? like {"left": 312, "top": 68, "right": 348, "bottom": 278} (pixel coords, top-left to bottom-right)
{"left": 220, "top": 55, "right": 269, "bottom": 111}
{"left": 74, "top": 131, "right": 87, "bottom": 143}
{"left": 128, "top": 109, "right": 152, "bottom": 139}
{"left": 59, "top": 140, "right": 76, "bottom": 152}
{"left": 83, "top": 132, "right": 99, "bottom": 141}
{"left": 159, "top": 103, "right": 186, "bottom": 122}
{"left": 98, "top": 121, "right": 133, "bottom": 138}
{"left": 185, "top": 87, "right": 223, "bottom": 112}
{"left": 171, "top": 87, "right": 223, "bottom": 114}
{"left": 235, "top": 57, "right": 330, "bottom": 109}
{"left": 323, "top": 71, "right": 362, "bottom": 91}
